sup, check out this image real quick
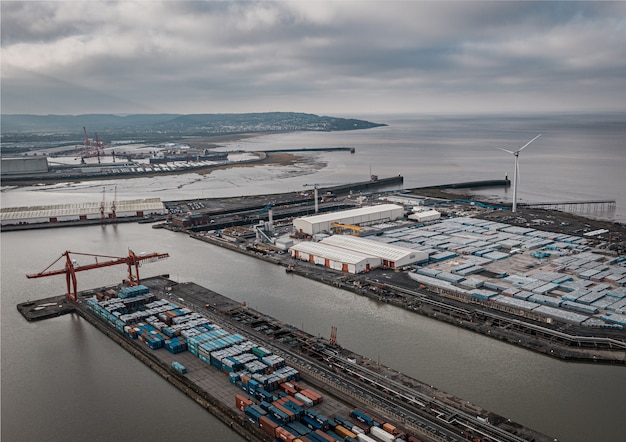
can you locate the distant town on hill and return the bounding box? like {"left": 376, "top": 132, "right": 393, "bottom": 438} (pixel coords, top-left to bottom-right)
{"left": 0, "top": 112, "right": 386, "bottom": 154}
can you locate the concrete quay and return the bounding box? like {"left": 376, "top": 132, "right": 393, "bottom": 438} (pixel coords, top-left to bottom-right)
{"left": 17, "top": 276, "right": 555, "bottom": 442}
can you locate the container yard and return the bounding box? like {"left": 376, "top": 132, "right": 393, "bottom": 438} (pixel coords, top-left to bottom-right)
{"left": 178, "top": 188, "right": 625, "bottom": 364}
{"left": 19, "top": 275, "right": 555, "bottom": 442}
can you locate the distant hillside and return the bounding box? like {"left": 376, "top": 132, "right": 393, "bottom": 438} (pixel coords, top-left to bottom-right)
{"left": 1, "top": 112, "right": 386, "bottom": 134}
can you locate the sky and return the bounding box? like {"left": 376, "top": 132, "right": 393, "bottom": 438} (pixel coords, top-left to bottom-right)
{"left": 2, "top": 1, "right": 626, "bottom": 116}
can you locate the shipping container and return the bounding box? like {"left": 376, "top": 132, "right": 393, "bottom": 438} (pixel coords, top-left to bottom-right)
{"left": 299, "top": 389, "right": 323, "bottom": 405}
{"left": 306, "top": 432, "right": 328, "bottom": 442}
{"left": 351, "top": 410, "right": 375, "bottom": 426}
{"left": 313, "top": 430, "right": 336, "bottom": 442}
{"left": 382, "top": 423, "right": 396, "bottom": 435}
{"left": 273, "top": 402, "right": 296, "bottom": 422}
{"left": 370, "top": 425, "right": 395, "bottom": 442}
{"left": 268, "top": 405, "right": 290, "bottom": 424}
{"left": 314, "top": 413, "right": 330, "bottom": 429}
{"left": 287, "top": 421, "right": 311, "bottom": 437}
{"left": 294, "top": 392, "right": 314, "bottom": 408}
{"left": 335, "top": 425, "right": 357, "bottom": 439}
{"left": 279, "top": 399, "right": 304, "bottom": 418}
{"left": 347, "top": 418, "right": 368, "bottom": 434}
{"left": 325, "top": 430, "right": 344, "bottom": 441}
{"left": 244, "top": 406, "right": 264, "bottom": 426}
{"left": 302, "top": 415, "right": 323, "bottom": 431}
{"left": 235, "top": 394, "right": 253, "bottom": 412}
{"left": 285, "top": 395, "right": 305, "bottom": 408}
{"left": 259, "top": 415, "right": 279, "bottom": 438}
{"left": 171, "top": 361, "right": 187, "bottom": 374}
{"left": 275, "top": 426, "right": 297, "bottom": 442}
{"left": 356, "top": 433, "right": 378, "bottom": 442}
{"left": 280, "top": 383, "right": 298, "bottom": 396}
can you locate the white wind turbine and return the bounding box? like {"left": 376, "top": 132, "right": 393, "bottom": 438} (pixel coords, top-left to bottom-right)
{"left": 498, "top": 134, "right": 541, "bottom": 213}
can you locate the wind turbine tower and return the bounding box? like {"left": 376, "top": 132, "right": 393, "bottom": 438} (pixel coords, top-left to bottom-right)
{"left": 498, "top": 134, "right": 541, "bottom": 213}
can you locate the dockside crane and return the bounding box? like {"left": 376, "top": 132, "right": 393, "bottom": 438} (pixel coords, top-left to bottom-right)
{"left": 80, "top": 127, "right": 106, "bottom": 161}
{"left": 26, "top": 250, "right": 169, "bottom": 302}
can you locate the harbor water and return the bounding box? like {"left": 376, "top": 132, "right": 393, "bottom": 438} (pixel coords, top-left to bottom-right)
{"left": 2, "top": 114, "right": 626, "bottom": 441}
{"left": 2, "top": 113, "right": 625, "bottom": 222}
{"left": 2, "top": 224, "right": 625, "bottom": 442}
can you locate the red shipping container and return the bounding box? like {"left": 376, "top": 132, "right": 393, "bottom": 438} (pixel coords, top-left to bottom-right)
{"left": 299, "top": 389, "right": 323, "bottom": 404}
{"left": 235, "top": 394, "right": 252, "bottom": 412}
{"left": 280, "top": 384, "right": 298, "bottom": 396}
{"left": 275, "top": 426, "right": 296, "bottom": 442}
{"left": 314, "top": 429, "right": 336, "bottom": 442}
{"left": 285, "top": 395, "right": 304, "bottom": 408}
{"left": 259, "top": 415, "right": 279, "bottom": 437}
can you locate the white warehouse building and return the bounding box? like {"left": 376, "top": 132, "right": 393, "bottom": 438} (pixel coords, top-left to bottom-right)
{"left": 408, "top": 209, "right": 441, "bottom": 223}
{"left": 321, "top": 234, "right": 428, "bottom": 269}
{"left": 292, "top": 204, "right": 405, "bottom": 236}
{"left": 288, "top": 234, "right": 427, "bottom": 273}
{"left": 1, "top": 198, "right": 165, "bottom": 227}
{"left": 289, "top": 241, "right": 381, "bottom": 274}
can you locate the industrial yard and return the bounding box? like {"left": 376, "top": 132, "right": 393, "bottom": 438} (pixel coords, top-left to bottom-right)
{"left": 18, "top": 275, "right": 556, "bottom": 442}
{"left": 14, "top": 177, "right": 626, "bottom": 442}
{"left": 156, "top": 181, "right": 626, "bottom": 364}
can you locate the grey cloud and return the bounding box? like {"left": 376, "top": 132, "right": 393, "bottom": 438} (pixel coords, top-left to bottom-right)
{"left": 2, "top": 1, "right": 625, "bottom": 115}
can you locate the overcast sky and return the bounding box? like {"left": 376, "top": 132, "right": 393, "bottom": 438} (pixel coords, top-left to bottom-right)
{"left": 2, "top": 1, "right": 625, "bottom": 116}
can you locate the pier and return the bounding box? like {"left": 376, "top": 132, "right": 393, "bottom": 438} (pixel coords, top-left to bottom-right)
{"left": 262, "top": 147, "right": 356, "bottom": 154}
{"left": 521, "top": 199, "right": 616, "bottom": 214}
{"left": 17, "top": 278, "right": 556, "bottom": 442}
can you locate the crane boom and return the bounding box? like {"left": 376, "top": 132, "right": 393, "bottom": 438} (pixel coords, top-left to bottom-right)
{"left": 26, "top": 250, "right": 169, "bottom": 301}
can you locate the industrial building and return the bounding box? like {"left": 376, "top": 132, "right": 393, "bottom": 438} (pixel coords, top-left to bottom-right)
{"left": 408, "top": 209, "right": 441, "bottom": 223}
{"left": 1, "top": 198, "right": 165, "bottom": 227}
{"left": 288, "top": 241, "right": 381, "bottom": 273}
{"left": 289, "top": 234, "right": 427, "bottom": 273}
{"left": 1, "top": 157, "right": 48, "bottom": 175}
{"left": 321, "top": 235, "right": 428, "bottom": 269}
{"left": 292, "top": 204, "right": 405, "bottom": 236}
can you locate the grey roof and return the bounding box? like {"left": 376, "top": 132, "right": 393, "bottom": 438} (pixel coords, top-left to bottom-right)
{"left": 289, "top": 241, "right": 376, "bottom": 265}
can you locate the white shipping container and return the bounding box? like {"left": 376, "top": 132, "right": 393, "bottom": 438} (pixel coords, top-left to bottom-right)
{"left": 370, "top": 425, "right": 395, "bottom": 442}
{"left": 356, "top": 433, "right": 378, "bottom": 442}
{"left": 352, "top": 425, "right": 364, "bottom": 434}
{"left": 294, "top": 392, "right": 314, "bottom": 408}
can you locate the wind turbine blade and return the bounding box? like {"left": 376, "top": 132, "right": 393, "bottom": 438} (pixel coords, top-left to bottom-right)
{"left": 497, "top": 147, "right": 515, "bottom": 154}
{"left": 516, "top": 157, "right": 521, "bottom": 184}
{"left": 517, "top": 134, "right": 542, "bottom": 153}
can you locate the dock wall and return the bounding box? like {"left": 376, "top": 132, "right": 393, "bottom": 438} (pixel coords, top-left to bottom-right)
{"left": 71, "top": 298, "right": 270, "bottom": 442}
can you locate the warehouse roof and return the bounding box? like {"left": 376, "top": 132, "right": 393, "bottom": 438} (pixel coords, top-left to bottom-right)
{"left": 321, "top": 234, "right": 425, "bottom": 262}
{"left": 290, "top": 241, "right": 378, "bottom": 265}
{"left": 296, "top": 204, "right": 404, "bottom": 224}
{"left": 0, "top": 198, "right": 164, "bottom": 221}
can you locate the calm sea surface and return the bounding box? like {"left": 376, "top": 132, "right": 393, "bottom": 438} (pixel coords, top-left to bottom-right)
{"left": 2, "top": 113, "right": 625, "bottom": 221}
{"left": 2, "top": 114, "right": 625, "bottom": 441}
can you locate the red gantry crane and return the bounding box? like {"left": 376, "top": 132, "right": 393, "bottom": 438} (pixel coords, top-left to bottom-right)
{"left": 26, "top": 250, "right": 169, "bottom": 302}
